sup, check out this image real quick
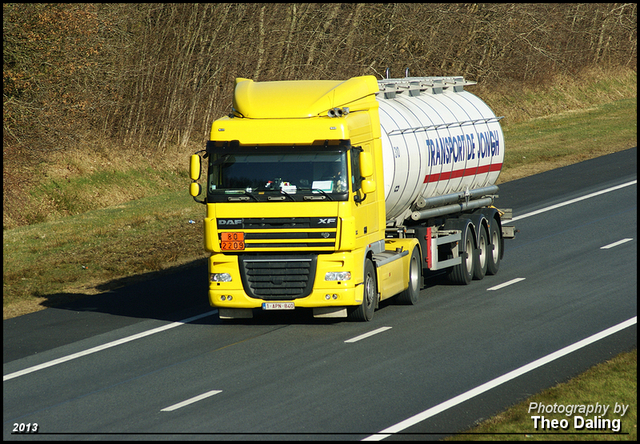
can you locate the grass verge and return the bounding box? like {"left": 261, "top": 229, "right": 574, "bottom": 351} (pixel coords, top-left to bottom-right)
{"left": 447, "top": 349, "right": 637, "bottom": 441}
{"left": 3, "top": 191, "right": 208, "bottom": 318}
{"left": 498, "top": 98, "right": 637, "bottom": 183}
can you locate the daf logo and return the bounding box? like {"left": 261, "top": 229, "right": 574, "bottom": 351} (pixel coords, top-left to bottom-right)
{"left": 218, "top": 219, "right": 242, "bottom": 225}
{"left": 318, "top": 218, "right": 336, "bottom": 224}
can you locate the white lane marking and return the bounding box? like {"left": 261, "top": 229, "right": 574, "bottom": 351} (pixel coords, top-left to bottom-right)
{"left": 345, "top": 327, "right": 392, "bottom": 343}
{"left": 161, "top": 389, "right": 223, "bottom": 412}
{"left": 362, "top": 316, "right": 637, "bottom": 441}
{"left": 510, "top": 180, "right": 637, "bottom": 222}
{"left": 487, "top": 278, "right": 526, "bottom": 291}
{"left": 3, "top": 310, "right": 218, "bottom": 382}
{"left": 601, "top": 238, "right": 633, "bottom": 249}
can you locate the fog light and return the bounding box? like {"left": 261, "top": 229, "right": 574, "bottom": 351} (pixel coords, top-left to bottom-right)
{"left": 220, "top": 295, "right": 226, "bottom": 301}
{"left": 325, "top": 271, "right": 351, "bottom": 281}
{"left": 325, "top": 294, "right": 331, "bottom": 300}
{"left": 211, "top": 273, "right": 232, "bottom": 282}
{"left": 332, "top": 294, "right": 338, "bottom": 299}
{"left": 227, "top": 295, "right": 233, "bottom": 301}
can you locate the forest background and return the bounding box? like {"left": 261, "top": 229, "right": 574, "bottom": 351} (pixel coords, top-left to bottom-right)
{"left": 3, "top": 3, "right": 637, "bottom": 229}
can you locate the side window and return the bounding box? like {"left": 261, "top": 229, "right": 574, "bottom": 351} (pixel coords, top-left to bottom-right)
{"left": 350, "top": 146, "right": 363, "bottom": 192}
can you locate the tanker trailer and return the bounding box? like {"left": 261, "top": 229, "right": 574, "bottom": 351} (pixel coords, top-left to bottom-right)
{"left": 189, "top": 74, "right": 515, "bottom": 321}
{"left": 378, "top": 76, "right": 515, "bottom": 285}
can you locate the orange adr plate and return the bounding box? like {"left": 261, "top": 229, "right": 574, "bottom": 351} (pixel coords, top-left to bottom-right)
{"left": 221, "top": 232, "right": 245, "bottom": 250}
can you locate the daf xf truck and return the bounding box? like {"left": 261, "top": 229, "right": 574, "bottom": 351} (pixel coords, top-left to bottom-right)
{"left": 189, "top": 75, "right": 515, "bottom": 321}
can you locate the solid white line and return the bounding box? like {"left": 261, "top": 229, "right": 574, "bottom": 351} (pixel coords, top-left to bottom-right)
{"left": 345, "top": 327, "right": 392, "bottom": 343}
{"left": 510, "top": 180, "right": 637, "bottom": 222}
{"left": 161, "top": 389, "right": 223, "bottom": 412}
{"left": 3, "top": 310, "right": 218, "bottom": 382}
{"left": 487, "top": 278, "right": 526, "bottom": 291}
{"left": 362, "top": 316, "right": 637, "bottom": 441}
{"left": 600, "top": 238, "right": 633, "bottom": 249}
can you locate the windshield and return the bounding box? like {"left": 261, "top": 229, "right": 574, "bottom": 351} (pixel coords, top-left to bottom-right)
{"left": 207, "top": 143, "right": 350, "bottom": 202}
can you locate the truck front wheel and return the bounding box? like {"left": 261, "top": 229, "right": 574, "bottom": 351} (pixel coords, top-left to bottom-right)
{"left": 396, "top": 246, "right": 420, "bottom": 305}
{"left": 348, "top": 259, "right": 377, "bottom": 321}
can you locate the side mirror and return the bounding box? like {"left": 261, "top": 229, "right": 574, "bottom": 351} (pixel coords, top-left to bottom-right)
{"left": 189, "top": 182, "right": 202, "bottom": 198}
{"left": 189, "top": 154, "right": 205, "bottom": 203}
{"left": 361, "top": 179, "right": 375, "bottom": 194}
{"left": 190, "top": 154, "right": 201, "bottom": 181}
{"left": 359, "top": 151, "right": 373, "bottom": 178}
{"left": 359, "top": 152, "right": 375, "bottom": 194}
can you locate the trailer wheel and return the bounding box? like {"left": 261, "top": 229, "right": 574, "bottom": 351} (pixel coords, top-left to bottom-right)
{"left": 448, "top": 223, "right": 474, "bottom": 285}
{"left": 348, "top": 259, "right": 376, "bottom": 321}
{"left": 473, "top": 224, "right": 488, "bottom": 280}
{"left": 486, "top": 217, "right": 501, "bottom": 275}
{"left": 397, "top": 246, "right": 420, "bottom": 305}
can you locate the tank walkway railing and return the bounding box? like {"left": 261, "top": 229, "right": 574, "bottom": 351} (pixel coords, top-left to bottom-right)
{"left": 386, "top": 116, "right": 504, "bottom": 136}
{"left": 377, "top": 76, "right": 477, "bottom": 98}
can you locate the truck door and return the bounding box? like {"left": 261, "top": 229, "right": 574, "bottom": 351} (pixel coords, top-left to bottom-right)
{"left": 351, "top": 142, "right": 379, "bottom": 242}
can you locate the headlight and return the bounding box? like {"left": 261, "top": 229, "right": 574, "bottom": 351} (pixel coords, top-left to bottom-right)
{"left": 325, "top": 271, "right": 351, "bottom": 281}
{"left": 211, "top": 273, "right": 232, "bottom": 282}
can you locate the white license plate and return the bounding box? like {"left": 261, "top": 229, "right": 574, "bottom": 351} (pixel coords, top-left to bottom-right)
{"left": 262, "top": 302, "right": 295, "bottom": 310}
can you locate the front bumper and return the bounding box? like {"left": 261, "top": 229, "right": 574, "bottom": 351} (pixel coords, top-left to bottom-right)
{"left": 208, "top": 251, "right": 364, "bottom": 309}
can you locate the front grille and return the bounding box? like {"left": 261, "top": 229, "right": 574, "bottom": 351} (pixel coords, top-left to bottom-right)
{"left": 217, "top": 216, "right": 337, "bottom": 250}
{"left": 218, "top": 217, "right": 337, "bottom": 230}
{"left": 239, "top": 254, "right": 317, "bottom": 300}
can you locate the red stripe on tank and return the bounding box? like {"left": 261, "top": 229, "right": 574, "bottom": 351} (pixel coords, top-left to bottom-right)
{"left": 423, "top": 163, "right": 502, "bottom": 184}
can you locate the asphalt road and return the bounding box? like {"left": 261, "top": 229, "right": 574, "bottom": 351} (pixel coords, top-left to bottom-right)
{"left": 3, "top": 147, "right": 637, "bottom": 440}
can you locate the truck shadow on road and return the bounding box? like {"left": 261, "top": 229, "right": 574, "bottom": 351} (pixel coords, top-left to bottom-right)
{"left": 33, "top": 261, "right": 460, "bottom": 327}
{"left": 37, "top": 258, "right": 353, "bottom": 326}
{"left": 40, "top": 258, "right": 211, "bottom": 322}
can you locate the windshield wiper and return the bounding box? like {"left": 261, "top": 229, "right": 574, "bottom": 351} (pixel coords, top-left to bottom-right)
{"left": 227, "top": 190, "right": 259, "bottom": 202}
{"left": 304, "top": 189, "right": 333, "bottom": 201}
{"left": 276, "top": 189, "right": 296, "bottom": 201}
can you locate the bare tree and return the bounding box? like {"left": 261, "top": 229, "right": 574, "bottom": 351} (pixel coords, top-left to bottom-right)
{"left": 4, "top": 3, "right": 636, "bottom": 160}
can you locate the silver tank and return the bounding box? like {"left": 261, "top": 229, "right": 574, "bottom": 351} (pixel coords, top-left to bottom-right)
{"left": 376, "top": 77, "right": 504, "bottom": 224}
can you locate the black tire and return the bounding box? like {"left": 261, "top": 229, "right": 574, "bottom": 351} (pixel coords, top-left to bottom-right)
{"left": 448, "top": 222, "right": 474, "bottom": 285}
{"left": 473, "top": 224, "right": 488, "bottom": 280}
{"left": 486, "top": 217, "right": 502, "bottom": 275}
{"left": 397, "top": 246, "right": 421, "bottom": 305}
{"left": 348, "top": 259, "right": 377, "bottom": 321}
